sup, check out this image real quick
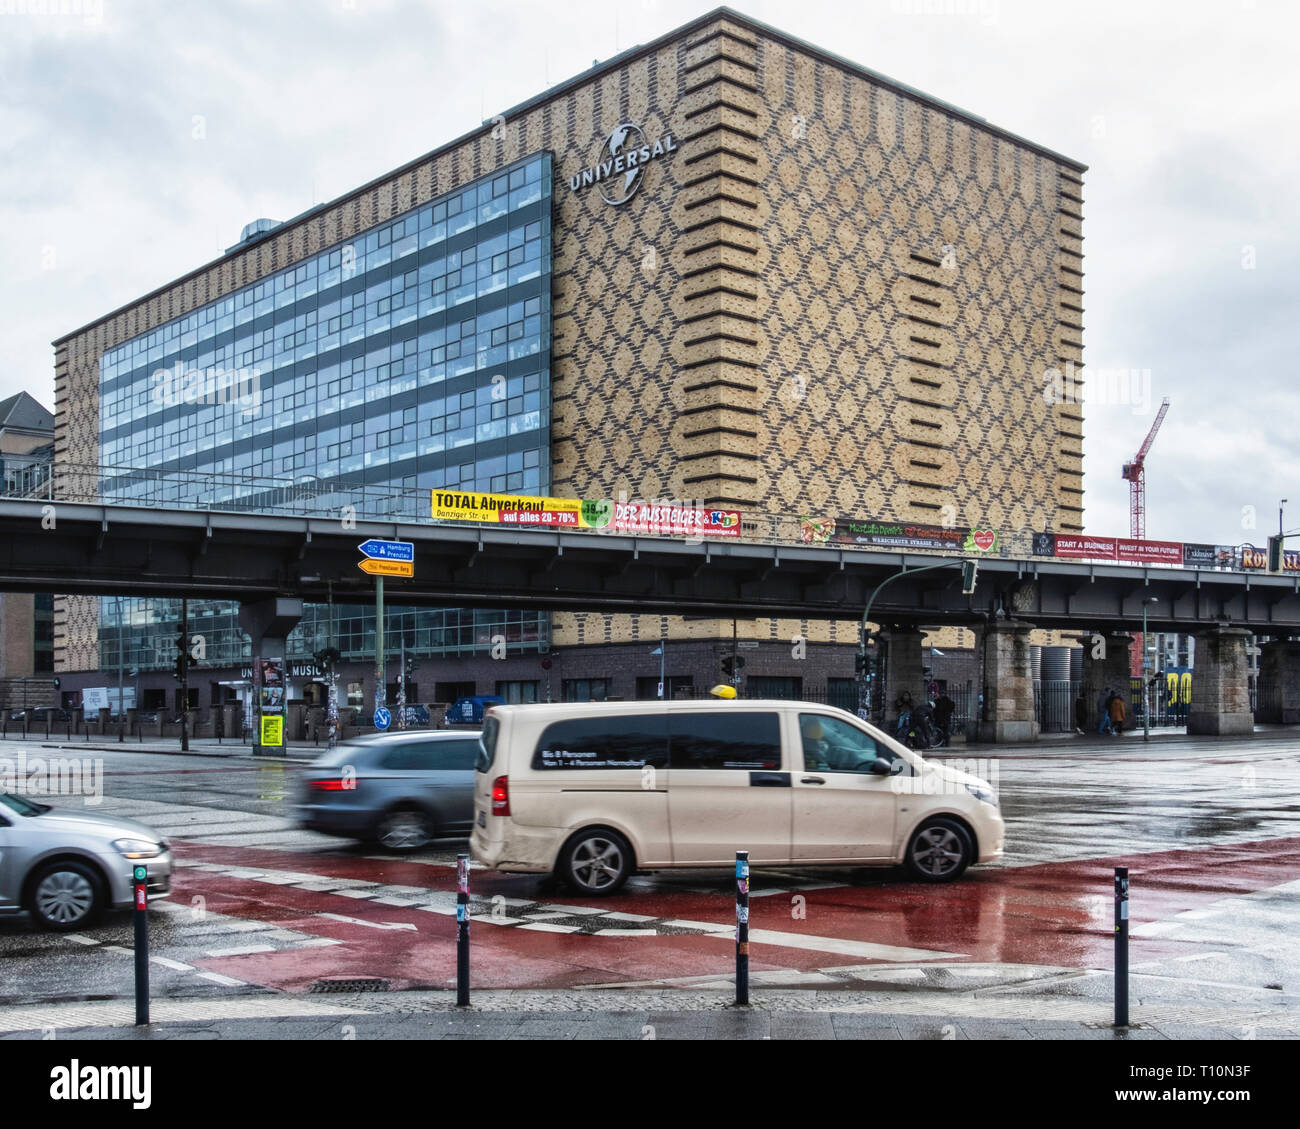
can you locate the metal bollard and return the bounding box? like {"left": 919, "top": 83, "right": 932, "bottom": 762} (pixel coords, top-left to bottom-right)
{"left": 735, "top": 850, "right": 750, "bottom": 1006}
{"left": 133, "top": 864, "right": 150, "bottom": 1026}
{"left": 456, "top": 852, "right": 470, "bottom": 1007}
{"left": 1114, "top": 866, "right": 1129, "bottom": 1027}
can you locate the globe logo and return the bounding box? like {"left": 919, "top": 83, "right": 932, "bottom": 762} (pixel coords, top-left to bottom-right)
{"left": 598, "top": 123, "right": 648, "bottom": 206}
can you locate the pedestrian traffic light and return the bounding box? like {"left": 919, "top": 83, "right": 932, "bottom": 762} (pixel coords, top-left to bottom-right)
{"left": 1268, "top": 535, "right": 1282, "bottom": 573}
{"left": 961, "top": 559, "right": 979, "bottom": 594}
{"left": 854, "top": 652, "right": 867, "bottom": 676}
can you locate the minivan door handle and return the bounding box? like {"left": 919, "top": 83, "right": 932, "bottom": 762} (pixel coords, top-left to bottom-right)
{"left": 749, "top": 772, "right": 790, "bottom": 787}
{"left": 800, "top": 776, "right": 826, "bottom": 785}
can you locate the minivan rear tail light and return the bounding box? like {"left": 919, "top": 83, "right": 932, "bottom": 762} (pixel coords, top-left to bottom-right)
{"left": 491, "top": 775, "right": 510, "bottom": 816}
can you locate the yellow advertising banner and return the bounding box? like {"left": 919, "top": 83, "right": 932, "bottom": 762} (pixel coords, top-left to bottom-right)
{"left": 431, "top": 490, "right": 583, "bottom": 528}
{"left": 260, "top": 714, "right": 284, "bottom": 747}
{"left": 431, "top": 490, "right": 743, "bottom": 538}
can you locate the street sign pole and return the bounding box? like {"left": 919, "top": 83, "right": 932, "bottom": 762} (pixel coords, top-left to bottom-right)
{"left": 375, "top": 575, "right": 385, "bottom": 726}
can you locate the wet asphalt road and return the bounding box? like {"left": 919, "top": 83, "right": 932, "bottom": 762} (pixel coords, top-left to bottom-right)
{"left": 0, "top": 733, "right": 1297, "bottom": 1018}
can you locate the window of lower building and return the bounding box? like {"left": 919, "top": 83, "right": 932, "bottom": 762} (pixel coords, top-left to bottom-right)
{"left": 746, "top": 675, "right": 803, "bottom": 700}
{"left": 563, "top": 678, "right": 611, "bottom": 702}
{"left": 635, "top": 675, "right": 693, "bottom": 700}
{"left": 826, "top": 678, "right": 858, "bottom": 712}
{"left": 495, "top": 680, "right": 539, "bottom": 704}
{"left": 347, "top": 681, "right": 365, "bottom": 707}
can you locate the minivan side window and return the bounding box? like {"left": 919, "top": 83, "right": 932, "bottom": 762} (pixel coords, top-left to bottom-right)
{"left": 532, "top": 715, "right": 669, "bottom": 770}
{"left": 799, "top": 714, "right": 894, "bottom": 773}
{"left": 670, "top": 712, "right": 781, "bottom": 770}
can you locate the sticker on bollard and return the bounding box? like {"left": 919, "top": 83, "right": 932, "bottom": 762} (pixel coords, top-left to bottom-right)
{"left": 735, "top": 851, "right": 750, "bottom": 1005}
{"left": 456, "top": 853, "right": 470, "bottom": 1007}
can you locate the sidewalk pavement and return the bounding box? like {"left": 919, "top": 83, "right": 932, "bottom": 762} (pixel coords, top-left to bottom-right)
{"left": 1, "top": 986, "right": 1292, "bottom": 1040}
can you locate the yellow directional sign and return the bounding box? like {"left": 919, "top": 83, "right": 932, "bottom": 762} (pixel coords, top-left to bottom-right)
{"left": 359, "top": 558, "right": 414, "bottom": 578}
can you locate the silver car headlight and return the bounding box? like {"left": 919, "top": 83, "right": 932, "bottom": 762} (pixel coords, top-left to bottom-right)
{"left": 965, "top": 782, "right": 998, "bottom": 806}
{"left": 113, "top": 837, "right": 167, "bottom": 859}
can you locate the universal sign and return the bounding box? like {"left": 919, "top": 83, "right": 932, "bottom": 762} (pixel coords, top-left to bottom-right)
{"left": 569, "top": 122, "right": 677, "bottom": 206}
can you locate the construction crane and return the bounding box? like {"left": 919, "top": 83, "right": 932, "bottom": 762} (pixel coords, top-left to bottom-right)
{"left": 1122, "top": 397, "right": 1171, "bottom": 539}
{"left": 1122, "top": 396, "right": 1170, "bottom": 683}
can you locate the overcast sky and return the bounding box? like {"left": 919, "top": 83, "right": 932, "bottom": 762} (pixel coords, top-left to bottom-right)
{"left": 3, "top": 0, "right": 1297, "bottom": 546}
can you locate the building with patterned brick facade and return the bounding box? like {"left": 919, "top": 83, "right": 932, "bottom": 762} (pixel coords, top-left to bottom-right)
{"left": 49, "top": 8, "right": 1085, "bottom": 725}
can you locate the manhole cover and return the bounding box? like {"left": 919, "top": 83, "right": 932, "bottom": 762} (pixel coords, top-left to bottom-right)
{"left": 310, "top": 977, "right": 390, "bottom": 994}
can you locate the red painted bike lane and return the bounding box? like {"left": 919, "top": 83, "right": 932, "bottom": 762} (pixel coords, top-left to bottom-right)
{"left": 170, "top": 835, "right": 1300, "bottom": 992}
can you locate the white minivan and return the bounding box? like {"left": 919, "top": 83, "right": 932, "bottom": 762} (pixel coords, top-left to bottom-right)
{"left": 470, "top": 700, "right": 1003, "bottom": 895}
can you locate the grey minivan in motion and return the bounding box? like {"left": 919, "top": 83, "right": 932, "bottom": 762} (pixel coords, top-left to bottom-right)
{"left": 296, "top": 730, "right": 479, "bottom": 851}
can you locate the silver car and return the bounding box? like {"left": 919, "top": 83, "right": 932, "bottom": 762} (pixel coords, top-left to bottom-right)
{"left": 0, "top": 792, "right": 173, "bottom": 931}
{"left": 296, "top": 730, "right": 479, "bottom": 851}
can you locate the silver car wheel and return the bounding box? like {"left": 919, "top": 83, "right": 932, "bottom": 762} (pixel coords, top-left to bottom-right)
{"left": 571, "top": 836, "right": 624, "bottom": 891}
{"left": 910, "top": 826, "right": 964, "bottom": 877}
{"left": 35, "top": 869, "right": 95, "bottom": 925}
{"left": 377, "top": 810, "right": 432, "bottom": 851}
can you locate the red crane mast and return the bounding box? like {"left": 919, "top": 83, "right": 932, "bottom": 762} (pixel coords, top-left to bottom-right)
{"left": 1122, "top": 397, "right": 1170, "bottom": 539}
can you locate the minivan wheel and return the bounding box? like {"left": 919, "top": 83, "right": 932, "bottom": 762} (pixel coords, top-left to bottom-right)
{"left": 30, "top": 861, "right": 104, "bottom": 931}
{"left": 904, "top": 818, "right": 973, "bottom": 883}
{"left": 560, "top": 829, "right": 632, "bottom": 896}
{"left": 374, "top": 807, "right": 435, "bottom": 852}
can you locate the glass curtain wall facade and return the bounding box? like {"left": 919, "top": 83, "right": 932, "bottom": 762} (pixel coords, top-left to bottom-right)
{"left": 94, "top": 153, "right": 554, "bottom": 672}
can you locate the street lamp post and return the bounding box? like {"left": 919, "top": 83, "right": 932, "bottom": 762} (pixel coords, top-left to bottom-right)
{"left": 1142, "top": 597, "right": 1158, "bottom": 742}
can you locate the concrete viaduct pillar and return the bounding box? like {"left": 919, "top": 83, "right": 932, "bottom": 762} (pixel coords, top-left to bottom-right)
{"left": 879, "top": 625, "right": 925, "bottom": 725}
{"left": 977, "top": 619, "right": 1039, "bottom": 743}
{"left": 1256, "top": 638, "right": 1300, "bottom": 724}
{"left": 1076, "top": 632, "right": 1133, "bottom": 734}
{"left": 238, "top": 597, "right": 304, "bottom": 755}
{"left": 1188, "top": 626, "right": 1254, "bottom": 735}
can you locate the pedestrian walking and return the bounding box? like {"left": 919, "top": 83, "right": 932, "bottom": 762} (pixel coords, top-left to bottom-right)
{"left": 1109, "top": 690, "right": 1127, "bottom": 736}
{"left": 1074, "top": 693, "right": 1087, "bottom": 734}
{"left": 934, "top": 692, "right": 956, "bottom": 747}
{"left": 1098, "top": 688, "right": 1113, "bottom": 735}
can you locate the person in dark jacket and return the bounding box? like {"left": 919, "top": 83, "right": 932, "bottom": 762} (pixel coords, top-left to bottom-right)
{"left": 934, "top": 693, "right": 956, "bottom": 746}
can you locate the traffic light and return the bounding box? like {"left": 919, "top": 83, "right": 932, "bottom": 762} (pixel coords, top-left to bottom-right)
{"left": 314, "top": 646, "right": 342, "bottom": 674}
{"left": 1268, "top": 536, "right": 1283, "bottom": 573}
{"left": 173, "top": 631, "right": 187, "bottom": 682}
{"left": 854, "top": 652, "right": 867, "bottom": 677}
{"left": 721, "top": 655, "right": 745, "bottom": 679}
{"left": 961, "top": 559, "right": 979, "bottom": 595}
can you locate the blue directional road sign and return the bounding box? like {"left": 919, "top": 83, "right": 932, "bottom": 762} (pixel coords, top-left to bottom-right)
{"left": 373, "top": 706, "right": 391, "bottom": 730}
{"left": 358, "top": 539, "right": 414, "bottom": 563}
